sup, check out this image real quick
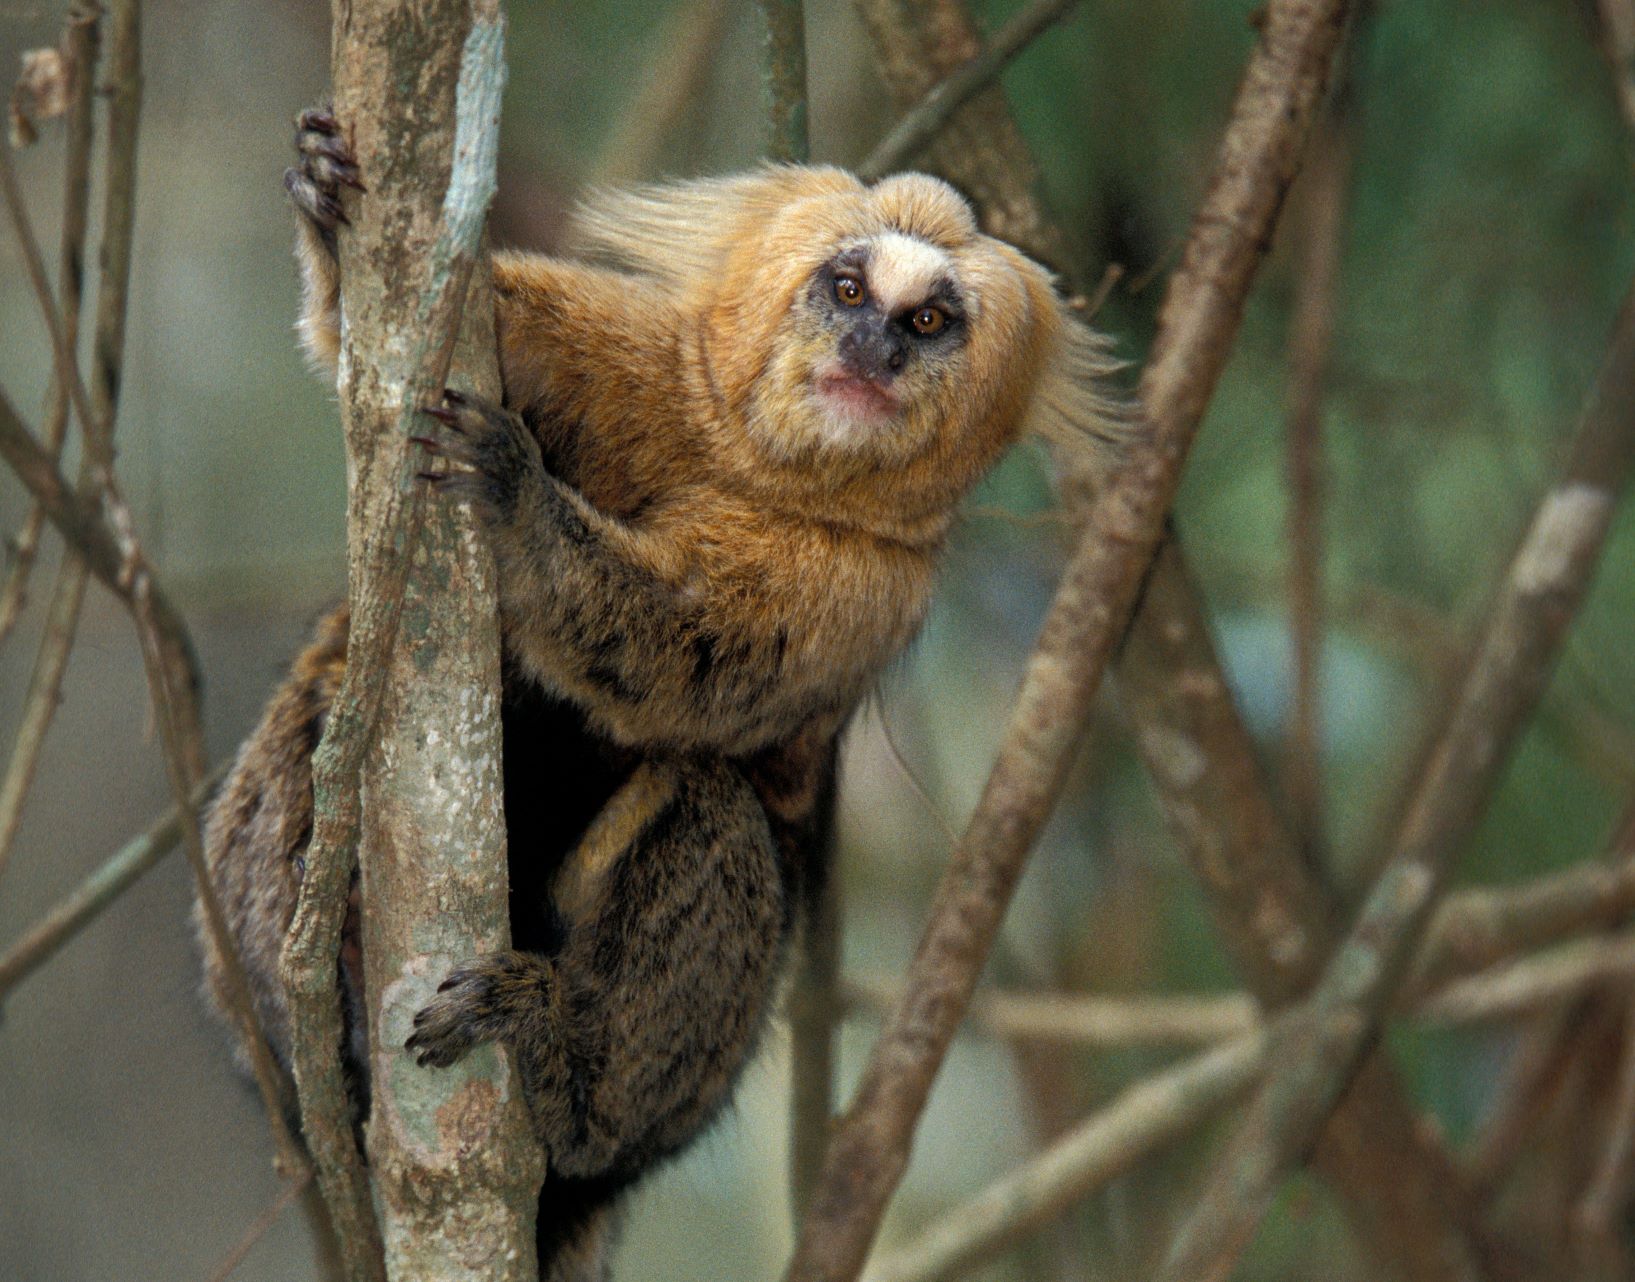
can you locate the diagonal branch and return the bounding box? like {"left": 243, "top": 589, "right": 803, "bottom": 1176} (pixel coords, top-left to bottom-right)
{"left": 857, "top": 0, "right": 1081, "bottom": 181}
{"left": 783, "top": 5, "right": 1351, "bottom": 1279}
{"left": 1156, "top": 272, "right": 1635, "bottom": 1282}
{"left": 850, "top": 2, "right": 1502, "bottom": 1279}
{"left": 0, "top": 764, "right": 226, "bottom": 1000}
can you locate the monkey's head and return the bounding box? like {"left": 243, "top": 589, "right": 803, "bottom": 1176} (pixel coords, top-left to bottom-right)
{"left": 569, "top": 167, "right": 1128, "bottom": 540}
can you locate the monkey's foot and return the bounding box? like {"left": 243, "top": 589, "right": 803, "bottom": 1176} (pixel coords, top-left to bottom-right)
{"left": 284, "top": 106, "right": 363, "bottom": 240}
{"left": 413, "top": 388, "right": 545, "bottom": 526}
{"left": 406, "top": 950, "right": 552, "bottom": 1069}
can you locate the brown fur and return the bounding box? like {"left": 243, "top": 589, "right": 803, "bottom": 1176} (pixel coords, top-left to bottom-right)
{"left": 201, "top": 117, "right": 1128, "bottom": 1282}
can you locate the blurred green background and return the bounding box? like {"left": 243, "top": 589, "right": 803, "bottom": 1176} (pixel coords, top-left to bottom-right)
{"left": 2, "top": 0, "right": 1634, "bottom": 1278}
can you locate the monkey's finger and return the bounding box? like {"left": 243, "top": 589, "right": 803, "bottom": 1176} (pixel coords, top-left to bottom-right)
{"left": 296, "top": 106, "right": 339, "bottom": 134}
{"left": 285, "top": 169, "right": 350, "bottom": 229}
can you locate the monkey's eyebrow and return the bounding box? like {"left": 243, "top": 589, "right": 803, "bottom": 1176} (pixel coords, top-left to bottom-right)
{"left": 830, "top": 246, "right": 871, "bottom": 274}
{"left": 919, "top": 276, "right": 965, "bottom": 318}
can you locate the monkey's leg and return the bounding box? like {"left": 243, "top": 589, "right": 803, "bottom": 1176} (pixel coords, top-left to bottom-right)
{"left": 405, "top": 754, "right": 784, "bottom": 1180}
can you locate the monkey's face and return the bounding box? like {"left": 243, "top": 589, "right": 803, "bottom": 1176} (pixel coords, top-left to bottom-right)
{"left": 799, "top": 234, "right": 970, "bottom": 449}
{"left": 710, "top": 172, "right": 1055, "bottom": 489}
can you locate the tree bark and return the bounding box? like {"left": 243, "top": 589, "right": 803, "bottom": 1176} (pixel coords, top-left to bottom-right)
{"left": 319, "top": 2, "right": 544, "bottom": 1277}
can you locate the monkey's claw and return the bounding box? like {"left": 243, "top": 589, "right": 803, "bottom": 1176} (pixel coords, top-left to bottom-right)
{"left": 286, "top": 105, "right": 363, "bottom": 239}
{"left": 414, "top": 389, "right": 543, "bottom": 523}
{"left": 406, "top": 951, "right": 550, "bottom": 1069}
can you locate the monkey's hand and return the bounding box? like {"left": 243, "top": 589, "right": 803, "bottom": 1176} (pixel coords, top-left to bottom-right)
{"left": 283, "top": 106, "right": 363, "bottom": 250}
{"left": 285, "top": 105, "right": 361, "bottom": 371}
{"left": 406, "top": 951, "right": 551, "bottom": 1069}
{"left": 414, "top": 388, "right": 549, "bottom": 531}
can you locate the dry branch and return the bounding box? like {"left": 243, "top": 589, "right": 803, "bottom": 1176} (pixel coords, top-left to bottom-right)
{"left": 0, "top": 1, "right": 98, "bottom": 647}
{"left": 852, "top": 0, "right": 1497, "bottom": 1276}
{"left": 863, "top": 1028, "right": 1275, "bottom": 1282}
{"left": 758, "top": 0, "right": 808, "bottom": 163}
{"left": 783, "top": 5, "right": 1350, "bottom": 1280}
{"left": 1156, "top": 273, "right": 1635, "bottom": 1282}
{"left": 857, "top": 0, "right": 1080, "bottom": 181}
{"left": 277, "top": 6, "right": 541, "bottom": 1279}
{"left": 0, "top": 764, "right": 225, "bottom": 1000}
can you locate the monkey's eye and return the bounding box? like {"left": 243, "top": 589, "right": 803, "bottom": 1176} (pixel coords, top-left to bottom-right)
{"left": 911, "top": 306, "right": 946, "bottom": 336}
{"left": 834, "top": 275, "right": 867, "bottom": 307}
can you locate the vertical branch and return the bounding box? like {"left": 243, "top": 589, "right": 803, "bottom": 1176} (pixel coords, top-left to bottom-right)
{"left": 279, "top": 5, "right": 542, "bottom": 1280}
{"left": 758, "top": 0, "right": 808, "bottom": 163}
{"left": 755, "top": 0, "right": 834, "bottom": 1225}
{"left": 783, "top": 4, "right": 1350, "bottom": 1279}
{"left": 1281, "top": 64, "right": 1356, "bottom": 870}
{"left": 1156, "top": 276, "right": 1635, "bottom": 1282}
{"left": 789, "top": 843, "right": 842, "bottom": 1223}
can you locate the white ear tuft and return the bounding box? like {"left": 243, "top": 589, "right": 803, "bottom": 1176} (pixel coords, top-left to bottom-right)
{"left": 1024, "top": 313, "right": 1142, "bottom": 458}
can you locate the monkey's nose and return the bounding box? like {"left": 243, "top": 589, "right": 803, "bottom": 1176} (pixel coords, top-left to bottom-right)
{"left": 840, "top": 323, "right": 907, "bottom": 384}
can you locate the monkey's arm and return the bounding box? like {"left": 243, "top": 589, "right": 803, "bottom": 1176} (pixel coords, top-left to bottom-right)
{"left": 285, "top": 110, "right": 673, "bottom": 417}
{"left": 415, "top": 389, "right": 807, "bottom": 753}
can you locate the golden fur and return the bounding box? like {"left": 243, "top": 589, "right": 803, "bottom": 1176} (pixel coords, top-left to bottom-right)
{"left": 205, "top": 126, "right": 1131, "bottom": 1282}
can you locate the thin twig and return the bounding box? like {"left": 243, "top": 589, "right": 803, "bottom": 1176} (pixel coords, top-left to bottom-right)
{"left": 0, "top": 763, "right": 227, "bottom": 1000}
{"left": 0, "top": 1, "right": 99, "bottom": 647}
{"left": 858, "top": 0, "right": 1080, "bottom": 181}
{"left": 591, "top": 0, "right": 729, "bottom": 185}
{"left": 0, "top": 0, "right": 293, "bottom": 1178}
{"left": 862, "top": 1028, "right": 1275, "bottom": 1282}
{"left": 1281, "top": 55, "right": 1358, "bottom": 870}
{"left": 1155, "top": 274, "right": 1635, "bottom": 1282}
{"left": 0, "top": 559, "right": 90, "bottom": 875}
{"left": 1416, "top": 931, "right": 1635, "bottom": 1027}
{"left": 200, "top": 1169, "right": 315, "bottom": 1282}
{"left": 784, "top": 5, "right": 1350, "bottom": 1279}
{"left": 843, "top": 975, "right": 1255, "bottom": 1046}
{"left": 758, "top": 0, "right": 808, "bottom": 163}
{"left": 845, "top": 924, "right": 1635, "bottom": 1048}
{"left": 0, "top": 2, "right": 113, "bottom": 878}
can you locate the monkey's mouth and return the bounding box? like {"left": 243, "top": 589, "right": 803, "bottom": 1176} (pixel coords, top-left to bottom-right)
{"left": 812, "top": 370, "right": 901, "bottom": 423}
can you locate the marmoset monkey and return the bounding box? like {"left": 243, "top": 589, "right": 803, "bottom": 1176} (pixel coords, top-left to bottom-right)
{"left": 199, "top": 108, "right": 1129, "bottom": 1281}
